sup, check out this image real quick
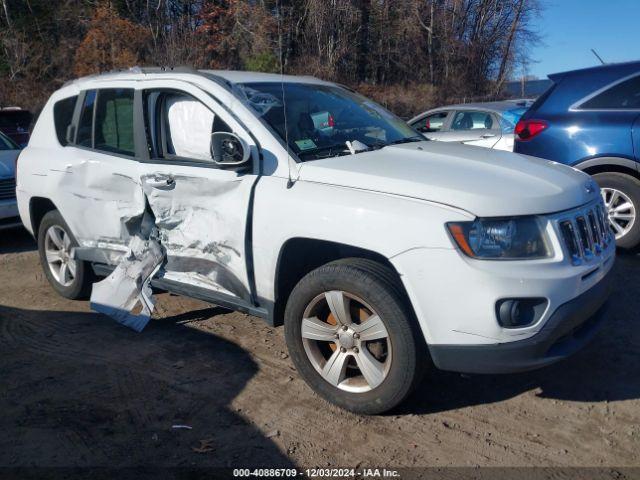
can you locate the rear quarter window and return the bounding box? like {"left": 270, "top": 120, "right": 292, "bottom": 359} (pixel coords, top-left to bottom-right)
{"left": 579, "top": 74, "right": 640, "bottom": 109}
{"left": 53, "top": 96, "right": 78, "bottom": 146}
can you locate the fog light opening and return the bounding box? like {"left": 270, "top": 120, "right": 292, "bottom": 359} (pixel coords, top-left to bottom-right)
{"left": 496, "top": 298, "right": 548, "bottom": 328}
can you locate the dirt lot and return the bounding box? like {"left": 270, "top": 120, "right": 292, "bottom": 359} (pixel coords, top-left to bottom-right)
{"left": 1, "top": 227, "right": 639, "bottom": 470}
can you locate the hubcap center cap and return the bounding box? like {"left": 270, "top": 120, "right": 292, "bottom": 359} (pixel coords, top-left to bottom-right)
{"left": 338, "top": 330, "right": 355, "bottom": 349}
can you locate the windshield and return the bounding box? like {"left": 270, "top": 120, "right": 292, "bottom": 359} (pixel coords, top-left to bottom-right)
{"left": 0, "top": 130, "right": 18, "bottom": 150}
{"left": 500, "top": 107, "right": 528, "bottom": 132}
{"left": 0, "top": 110, "right": 32, "bottom": 129}
{"left": 236, "top": 82, "right": 422, "bottom": 160}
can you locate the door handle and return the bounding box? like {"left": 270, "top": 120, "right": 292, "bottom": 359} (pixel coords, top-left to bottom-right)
{"left": 481, "top": 133, "right": 496, "bottom": 139}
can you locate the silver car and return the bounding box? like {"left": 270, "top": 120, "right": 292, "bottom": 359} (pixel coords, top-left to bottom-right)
{"left": 0, "top": 130, "right": 21, "bottom": 229}
{"left": 408, "top": 100, "right": 531, "bottom": 151}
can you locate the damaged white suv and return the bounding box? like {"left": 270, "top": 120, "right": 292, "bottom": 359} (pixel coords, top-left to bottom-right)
{"left": 17, "top": 68, "right": 614, "bottom": 414}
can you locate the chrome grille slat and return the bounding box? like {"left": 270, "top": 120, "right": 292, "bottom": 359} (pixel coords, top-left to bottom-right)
{"left": 558, "top": 202, "right": 611, "bottom": 265}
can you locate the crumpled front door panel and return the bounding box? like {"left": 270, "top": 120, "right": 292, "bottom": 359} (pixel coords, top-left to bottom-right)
{"left": 141, "top": 172, "right": 253, "bottom": 301}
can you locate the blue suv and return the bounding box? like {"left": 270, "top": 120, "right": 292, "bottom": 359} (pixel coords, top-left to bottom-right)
{"left": 514, "top": 61, "right": 640, "bottom": 249}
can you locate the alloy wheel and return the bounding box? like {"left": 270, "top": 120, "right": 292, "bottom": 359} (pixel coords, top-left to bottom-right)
{"left": 301, "top": 290, "right": 392, "bottom": 393}
{"left": 601, "top": 187, "right": 636, "bottom": 239}
{"left": 44, "top": 225, "right": 77, "bottom": 287}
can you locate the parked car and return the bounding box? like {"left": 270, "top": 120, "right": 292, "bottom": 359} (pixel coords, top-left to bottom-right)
{"left": 514, "top": 61, "right": 640, "bottom": 249}
{"left": 407, "top": 100, "right": 531, "bottom": 151}
{"left": 0, "top": 107, "right": 33, "bottom": 147}
{"left": 17, "top": 68, "right": 613, "bottom": 414}
{"left": 0, "top": 130, "right": 21, "bottom": 229}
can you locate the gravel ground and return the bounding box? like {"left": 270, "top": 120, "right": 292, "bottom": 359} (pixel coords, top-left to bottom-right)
{"left": 0, "top": 227, "right": 639, "bottom": 470}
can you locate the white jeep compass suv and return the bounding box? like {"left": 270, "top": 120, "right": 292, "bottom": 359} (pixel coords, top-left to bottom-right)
{"left": 16, "top": 68, "right": 614, "bottom": 414}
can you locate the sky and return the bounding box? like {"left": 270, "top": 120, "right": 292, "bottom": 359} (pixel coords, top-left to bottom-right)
{"left": 526, "top": 0, "right": 640, "bottom": 79}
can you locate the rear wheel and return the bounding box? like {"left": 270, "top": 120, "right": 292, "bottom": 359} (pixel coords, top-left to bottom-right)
{"left": 37, "top": 210, "right": 94, "bottom": 299}
{"left": 284, "top": 258, "right": 427, "bottom": 414}
{"left": 593, "top": 172, "right": 640, "bottom": 249}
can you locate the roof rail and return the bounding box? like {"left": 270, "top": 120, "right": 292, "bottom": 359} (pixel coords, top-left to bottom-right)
{"left": 59, "top": 65, "right": 246, "bottom": 96}
{"left": 128, "top": 65, "right": 199, "bottom": 74}
{"left": 61, "top": 65, "right": 204, "bottom": 87}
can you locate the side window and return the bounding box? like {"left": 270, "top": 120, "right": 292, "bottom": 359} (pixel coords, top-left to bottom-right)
{"left": 146, "top": 91, "right": 231, "bottom": 162}
{"left": 451, "top": 110, "right": 495, "bottom": 131}
{"left": 580, "top": 75, "right": 640, "bottom": 109}
{"left": 411, "top": 112, "right": 448, "bottom": 133}
{"left": 94, "top": 89, "right": 135, "bottom": 156}
{"left": 76, "top": 90, "right": 96, "bottom": 147}
{"left": 53, "top": 96, "right": 78, "bottom": 146}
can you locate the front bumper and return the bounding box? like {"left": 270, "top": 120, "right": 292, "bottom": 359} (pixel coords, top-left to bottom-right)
{"left": 429, "top": 268, "right": 612, "bottom": 374}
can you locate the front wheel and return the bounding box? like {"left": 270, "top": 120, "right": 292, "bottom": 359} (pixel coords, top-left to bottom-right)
{"left": 284, "top": 258, "right": 427, "bottom": 414}
{"left": 593, "top": 172, "right": 640, "bottom": 250}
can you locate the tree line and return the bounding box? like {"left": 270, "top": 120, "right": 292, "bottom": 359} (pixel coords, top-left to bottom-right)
{"left": 0, "top": 0, "right": 540, "bottom": 118}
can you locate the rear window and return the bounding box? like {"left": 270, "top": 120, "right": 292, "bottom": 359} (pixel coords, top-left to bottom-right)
{"left": 580, "top": 74, "right": 640, "bottom": 109}
{"left": 53, "top": 96, "right": 78, "bottom": 146}
{"left": 528, "top": 84, "right": 556, "bottom": 113}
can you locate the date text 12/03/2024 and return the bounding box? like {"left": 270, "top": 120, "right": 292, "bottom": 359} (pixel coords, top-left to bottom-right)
{"left": 232, "top": 468, "right": 401, "bottom": 478}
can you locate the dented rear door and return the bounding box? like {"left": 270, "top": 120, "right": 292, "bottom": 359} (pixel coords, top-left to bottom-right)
{"left": 137, "top": 81, "right": 258, "bottom": 302}
{"left": 56, "top": 87, "right": 146, "bottom": 251}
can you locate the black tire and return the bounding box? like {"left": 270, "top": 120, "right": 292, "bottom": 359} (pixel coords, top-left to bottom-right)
{"left": 593, "top": 172, "right": 640, "bottom": 250}
{"left": 284, "top": 258, "right": 428, "bottom": 415}
{"left": 37, "top": 210, "right": 94, "bottom": 299}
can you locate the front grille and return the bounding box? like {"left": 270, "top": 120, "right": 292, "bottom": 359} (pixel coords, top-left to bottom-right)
{"left": 558, "top": 202, "right": 612, "bottom": 265}
{"left": 0, "top": 178, "right": 16, "bottom": 201}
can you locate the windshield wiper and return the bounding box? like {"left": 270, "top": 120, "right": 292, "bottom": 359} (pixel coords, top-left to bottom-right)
{"left": 385, "top": 136, "right": 425, "bottom": 146}
{"left": 297, "top": 144, "right": 351, "bottom": 160}
{"left": 367, "top": 136, "right": 424, "bottom": 151}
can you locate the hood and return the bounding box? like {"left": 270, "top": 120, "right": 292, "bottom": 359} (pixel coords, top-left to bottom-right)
{"left": 0, "top": 150, "right": 18, "bottom": 179}
{"left": 298, "top": 141, "right": 597, "bottom": 217}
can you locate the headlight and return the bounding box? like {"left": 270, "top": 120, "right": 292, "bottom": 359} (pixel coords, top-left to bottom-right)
{"left": 447, "top": 217, "right": 552, "bottom": 259}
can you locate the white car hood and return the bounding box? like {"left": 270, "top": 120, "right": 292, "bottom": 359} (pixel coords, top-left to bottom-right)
{"left": 298, "top": 141, "right": 597, "bottom": 217}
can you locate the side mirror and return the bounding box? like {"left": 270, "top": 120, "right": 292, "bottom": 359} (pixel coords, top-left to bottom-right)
{"left": 210, "top": 132, "right": 251, "bottom": 169}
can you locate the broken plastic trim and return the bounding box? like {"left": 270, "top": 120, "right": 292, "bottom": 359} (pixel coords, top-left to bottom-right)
{"left": 89, "top": 211, "right": 164, "bottom": 332}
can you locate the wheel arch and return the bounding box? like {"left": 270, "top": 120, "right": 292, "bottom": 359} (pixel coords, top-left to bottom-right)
{"left": 29, "top": 197, "right": 59, "bottom": 237}
{"left": 271, "top": 237, "right": 416, "bottom": 328}
{"left": 575, "top": 156, "right": 640, "bottom": 180}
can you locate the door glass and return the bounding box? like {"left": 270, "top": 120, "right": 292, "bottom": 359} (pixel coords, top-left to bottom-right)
{"left": 451, "top": 110, "right": 494, "bottom": 131}
{"left": 411, "top": 112, "right": 448, "bottom": 133}
{"left": 76, "top": 90, "right": 96, "bottom": 147}
{"left": 94, "top": 89, "right": 135, "bottom": 156}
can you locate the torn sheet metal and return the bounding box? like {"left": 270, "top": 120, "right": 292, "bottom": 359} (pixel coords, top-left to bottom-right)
{"left": 90, "top": 213, "right": 164, "bottom": 332}
{"left": 141, "top": 173, "right": 251, "bottom": 300}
